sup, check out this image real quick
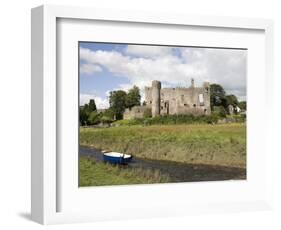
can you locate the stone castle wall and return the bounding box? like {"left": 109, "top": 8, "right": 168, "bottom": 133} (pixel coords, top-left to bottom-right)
{"left": 124, "top": 80, "right": 211, "bottom": 119}
{"left": 123, "top": 105, "right": 150, "bottom": 120}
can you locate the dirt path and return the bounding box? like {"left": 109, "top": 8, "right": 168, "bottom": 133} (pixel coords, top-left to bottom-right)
{"left": 80, "top": 146, "right": 246, "bottom": 182}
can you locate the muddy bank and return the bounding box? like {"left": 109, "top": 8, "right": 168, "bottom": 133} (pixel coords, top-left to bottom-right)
{"left": 79, "top": 146, "right": 246, "bottom": 182}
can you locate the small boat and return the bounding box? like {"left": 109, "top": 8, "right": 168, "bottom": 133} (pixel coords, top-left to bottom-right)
{"left": 102, "top": 151, "right": 133, "bottom": 164}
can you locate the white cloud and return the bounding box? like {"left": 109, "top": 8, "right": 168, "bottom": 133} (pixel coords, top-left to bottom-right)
{"left": 80, "top": 47, "right": 204, "bottom": 86}
{"left": 180, "top": 48, "right": 247, "bottom": 100}
{"left": 124, "top": 45, "right": 173, "bottom": 58}
{"left": 80, "top": 94, "right": 109, "bottom": 109}
{"left": 80, "top": 46, "right": 247, "bottom": 101}
{"left": 80, "top": 63, "right": 102, "bottom": 74}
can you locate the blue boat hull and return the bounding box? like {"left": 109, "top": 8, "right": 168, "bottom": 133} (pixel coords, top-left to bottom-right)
{"left": 103, "top": 154, "right": 133, "bottom": 164}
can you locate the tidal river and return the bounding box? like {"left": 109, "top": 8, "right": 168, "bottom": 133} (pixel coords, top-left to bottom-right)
{"left": 80, "top": 146, "right": 246, "bottom": 182}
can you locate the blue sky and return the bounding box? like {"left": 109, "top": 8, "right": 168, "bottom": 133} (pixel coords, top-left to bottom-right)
{"left": 79, "top": 42, "right": 247, "bottom": 109}
{"left": 80, "top": 42, "right": 131, "bottom": 107}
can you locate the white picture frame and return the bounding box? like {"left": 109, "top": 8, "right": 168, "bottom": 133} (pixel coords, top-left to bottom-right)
{"left": 31, "top": 5, "right": 274, "bottom": 225}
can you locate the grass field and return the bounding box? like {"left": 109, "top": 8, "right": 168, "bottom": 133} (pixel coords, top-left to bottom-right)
{"left": 79, "top": 157, "right": 170, "bottom": 186}
{"left": 80, "top": 123, "right": 246, "bottom": 168}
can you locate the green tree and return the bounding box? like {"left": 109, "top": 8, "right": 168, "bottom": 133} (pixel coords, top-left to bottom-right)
{"left": 83, "top": 103, "right": 89, "bottom": 112}
{"left": 109, "top": 90, "right": 127, "bottom": 120}
{"left": 103, "top": 108, "right": 115, "bottom": 120}
{"left": 79, "top": 100, "right": 98, "bottom": 125}
{"left": 88, "top": 111, "right": 101, "bottom": 125}
{"left": 212, "top": 106, "right": 227, "bottom": 118}
{"left": 126, "top": 85, "right": 141, "bottom": 109}
{"left": 210, "top": 84, "right": 227, "bottom": 110}
{"left": 225, "top": 94, "right": 238, "bottom": 107}
{"left": 88, "top": 99, "right": 97, "bottom": 112}
{"left": 100, "top": 115, "right": 112, "bottom": 124}
{"left": 238, "top": 101, "right": 247, "bottom": 110}
{"left": 80, "top": 106, "right": 90, "bottom": 126}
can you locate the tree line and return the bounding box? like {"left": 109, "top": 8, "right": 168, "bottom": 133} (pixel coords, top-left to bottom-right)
{"left": 80, "top": 86, "right": 141, "bottom": 125}
{"left": 210, "top": 84, "right": 246, "bottom": 117}
{"left": 80, "top": 83, "right": 246, "bottom": 126}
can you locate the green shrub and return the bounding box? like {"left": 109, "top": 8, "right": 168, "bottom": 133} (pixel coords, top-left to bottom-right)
{"left": 88, "top": 112, "right": 101, "bottom": 125}
{"left": 113, "top": 119, "right": 143, "bottom": 126}
{"left": 200, "top": 114, "right": 219, "bottom": 124}
{"left": 100, "top": 115, "right": 113, "bottom": 124}
{"left": 212, "top": 106, "right": 227, "bottom": 118}
{"left": 233, "top": 114, "right": 246, "bottom": 122}
{"left": 113, "top": 114, "right": 220, "bottom": 126}
{"left": 102, "top": 109, "right": 115, "bottom": 120}
{"left": 240, "top": 113, "right": 246, "bottom": 119}
{"left": 143, "top": 108, "right": 152, "bottom": 118}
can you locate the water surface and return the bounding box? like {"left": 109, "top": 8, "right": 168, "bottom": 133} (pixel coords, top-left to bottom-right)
{"left": 80, "top": 146, "right": 246, "bottom": 182}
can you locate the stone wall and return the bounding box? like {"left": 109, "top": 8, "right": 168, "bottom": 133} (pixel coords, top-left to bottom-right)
{"left": 123, "top": 106, "right": 151, "bottom": 120}
{"left": 124, "top": 80, "right": 211, "bottom": 119}
{"left": 145, "top": 81, "right": 210, "bottom": 116}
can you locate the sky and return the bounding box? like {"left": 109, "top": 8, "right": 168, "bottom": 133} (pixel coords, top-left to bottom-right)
{"left": 79, "top": 42, "right": 247, "bottom": 109}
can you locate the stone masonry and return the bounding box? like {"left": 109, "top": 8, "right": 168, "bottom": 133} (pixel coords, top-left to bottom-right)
{"left": 123, "top": 79, "right": 211, "bottom": 119}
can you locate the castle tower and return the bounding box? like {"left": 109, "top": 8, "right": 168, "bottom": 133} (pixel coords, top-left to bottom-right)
{"left": 203, "top": 81, "right": 210, "bottom": 93}
{"left": 203, "top": 81, "right": 211, "bottom": 115}
{"left": 151, "top": 80, "right": 161, "bottom": 117}
{"left": 191, "top": 78, "right": 195, "bottom": 88}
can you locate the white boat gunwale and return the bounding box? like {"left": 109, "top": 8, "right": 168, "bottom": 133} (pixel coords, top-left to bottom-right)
{"left": 103, "top": 151, "right": 132, "bottom": 159}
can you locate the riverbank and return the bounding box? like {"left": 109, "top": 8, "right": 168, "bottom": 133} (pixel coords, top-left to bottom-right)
{"left": 80, "top": 123, "right": 246, "bottom": 168}
{"left": 79, "top": 146, "right": 246, "bottom": 186}
{"left": 80, "top": 156, "right": 170, "bottom": 186}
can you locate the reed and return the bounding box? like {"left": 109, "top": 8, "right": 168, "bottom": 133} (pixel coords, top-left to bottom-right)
{"left": 80, "top": 123, "right": 246, "bottom": 168}
{"left": 79, "top": 157, "right": 170, "bottom": 186}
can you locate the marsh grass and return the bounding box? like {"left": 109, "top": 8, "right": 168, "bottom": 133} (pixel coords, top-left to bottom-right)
{"left": 112, "top": 114, "right": 224, "bottom": 126}
{"left": 80, "top": 123, "right": 246, "bottom": 168}
{"left": 79, "top": 157, "right": 170, "bottom": 186}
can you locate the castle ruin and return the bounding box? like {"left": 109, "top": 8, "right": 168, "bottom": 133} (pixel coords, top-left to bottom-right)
{"left": 123, "top": 79, "right": 211, "bottom": 119}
